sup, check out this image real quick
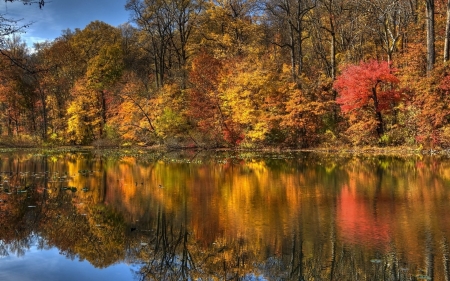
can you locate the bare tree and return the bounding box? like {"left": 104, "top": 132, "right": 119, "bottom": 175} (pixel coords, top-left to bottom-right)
{"left": 363, "top": 0, "right": 415, "bottom": 63}
{"left": 1, "top": 0, "right": 45, "bottom": 70}
{"left": 265, "top": 0, "right": 316, "bottom": 82}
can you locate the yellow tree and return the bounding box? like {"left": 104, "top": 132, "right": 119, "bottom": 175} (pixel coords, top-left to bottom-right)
{"left": 66, "top": 43, "right": 123, "bottom": 145}
{"left": 86, "top": 43, "right": 124, "bottom": 138}
{"left": 65, "top": 22, "right": 124, "bottom": 144}
{"left": 32, "top": 38, "right": 81, "bottom": 142}
{"left": 111, "top": 71, "right": 159, "bottom": 144}
{"left": 198, "top": 0, "right": 263, "bottom": 58}
{"left": 66, "top": 79, "right": 99, "bottom": 144}
{"left": 217, "top": 54, "right": 288, "bottom": 146}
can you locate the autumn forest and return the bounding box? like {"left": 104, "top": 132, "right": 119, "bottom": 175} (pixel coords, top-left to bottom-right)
{"left": 0, "top": 0, "right": 449, "bottom": 149}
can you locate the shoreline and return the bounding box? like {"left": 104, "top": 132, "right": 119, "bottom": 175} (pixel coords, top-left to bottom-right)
{"left": 0, "top": 145, "right": 446, "bottom": 157}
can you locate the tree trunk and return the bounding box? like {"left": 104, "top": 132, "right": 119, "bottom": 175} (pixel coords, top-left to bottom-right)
{"left": 444, "top": 0, "right": 450, "bottom": 62}
{"left": 297, "top": 19, "right": 304, "bottom": 78}
{"left": 154, "top": 54, "right": 160, "bottom": 89}
{"left": 426, "top": 0, "right": 435, "bottom": 73}
{"left": 290, "top": 23, "right": 297, "bottom": 81}
{"left": 331, "top": 32, "right": 336, "bottom": 80}
{"left": 41, "top": 93, "right": 48, "bottom": 141}
{"left": 372, "top": 87, "right": 384, "bottom": 136}
{"left": 99, "top": 90, "right": 107, "bottom": 138}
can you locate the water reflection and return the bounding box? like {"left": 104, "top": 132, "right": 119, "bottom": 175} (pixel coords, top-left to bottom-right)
{"left": 0, "top": 150, "right": 450, "bottom": 280}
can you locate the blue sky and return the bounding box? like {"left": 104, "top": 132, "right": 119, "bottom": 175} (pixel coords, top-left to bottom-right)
{"left": 2, "top": 0, "right": 130, "bottom": 47}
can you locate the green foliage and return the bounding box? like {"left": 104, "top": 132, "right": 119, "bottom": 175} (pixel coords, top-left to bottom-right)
{"left": 155, "top": 108, "right": 186, "bottom": 141}
{"left": 0, "top": 134, "right": 40, "bottom": 147}
{"left": 92, "top": 125, "right": 121, "bottom": 147}
{"left": 86, "top": 44, "right": 124, "bottom": 90}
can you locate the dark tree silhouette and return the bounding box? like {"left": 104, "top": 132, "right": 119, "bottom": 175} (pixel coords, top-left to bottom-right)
{"left": 1, "top": 0, "right": 46, "bottom": 71}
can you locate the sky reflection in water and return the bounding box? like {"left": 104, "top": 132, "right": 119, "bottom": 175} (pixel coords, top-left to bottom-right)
{"left": 0, "top": 246, "right": 136, "bottom": 281}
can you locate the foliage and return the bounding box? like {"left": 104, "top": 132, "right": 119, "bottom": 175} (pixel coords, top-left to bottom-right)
{"left": 334, "top": 60, "right": 404, "bottom": 145}
{"left": 282, "top": 73, "right": 335, "bottom": 147}
{"left": 413, "top": 65, "right": 450, "bottom": 148}
{"left": 334, "top": 60, "right": 401, "bottom": 114}
{"left": 187, "top": 51, "right": 225, "bottom": 147}
{"left": 217, "top": 54, "right": 285, "bottom": 146}
{"left": 66, "top": 79, "right": 98, "bottom": 144}
{"left": 2, "top": 0, "right": 450, "bottom": 149}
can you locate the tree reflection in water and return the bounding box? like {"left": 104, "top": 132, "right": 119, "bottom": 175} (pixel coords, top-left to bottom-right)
{"left": 133, "top": 208, "right": 266, "bottom": 280}
{"left": 0, "top": 150, "right": 450, "bottom": 280}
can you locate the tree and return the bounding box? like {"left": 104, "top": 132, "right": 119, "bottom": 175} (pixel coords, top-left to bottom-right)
{"left": 265, "top": 0, "right": 316, "bottom": 82}
{"left": 0, "top": 35, "right": 39, "bottom": 137}
{"left": 313, "top": 0, "right": 343, "bottom": 80}
{"left": 66, "top": 78, "right": 98, "bottom": 144}
{"left": 32, "top": 37, "right": 81, "bottom": 142}
{"left": 333, "top": 60, "right": 403, "bottom": 141}
{"left": 282, "top": 77, "right": 335, "bottom": 147}
{"left": 187, "top": 51, "right": 225, "bottom": 146}
{"left": 444, "top": 0, "right": 450, "bottom": 62}
{"left": 426, "top": 0, "right": 435, "bottom": 73}
{"left": 112, "top": 71, "right": 158, "bottom": 144}
{"left": 165, "top": 0, "right": 204, "bottom": 88}
{"left": 414, "top": 65, "right": 450, "bottom": 148}
{"left": 198, "top": 0, "right": 263, "bottom": 58}
{"left": 86, "top": 43, "right": 124, "bottom": 137}
{"left": 66, "top": 21, "right": 124, "bottom": 141}
{"left": 363, "top": 0, "right": 415, "bottom": 63}
{"left": 1, "top": 0, "right": 45, "bottom": 60}
{"left": 216, "top": 54, "right": 289, "bottom": 146}
{"left": 126, "top": 0, "right": 174, "bottom": 88}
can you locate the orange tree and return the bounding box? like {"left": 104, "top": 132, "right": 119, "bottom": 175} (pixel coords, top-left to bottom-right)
{"left": 413, "top": 65, "right": 450, "bottom": 148}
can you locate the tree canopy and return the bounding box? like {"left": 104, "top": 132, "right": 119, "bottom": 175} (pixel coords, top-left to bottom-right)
{"left": 0, "top": 0, "right": 449, "bottom": 149}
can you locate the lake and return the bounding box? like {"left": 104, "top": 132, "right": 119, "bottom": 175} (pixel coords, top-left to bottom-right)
{"left": 0, "top": 149, "right": 449, "bottom": 280}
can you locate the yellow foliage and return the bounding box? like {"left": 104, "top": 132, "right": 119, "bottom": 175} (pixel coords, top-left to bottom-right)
{"left": 66, "top": 79, "right": 101, "bottom": 144}
{"left": 216, "top": 54, "right": 289, "bottom": 144}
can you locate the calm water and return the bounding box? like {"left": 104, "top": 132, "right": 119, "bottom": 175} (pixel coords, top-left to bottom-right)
{"left": 0, "top": 149, "right": 449, "bottom": 280}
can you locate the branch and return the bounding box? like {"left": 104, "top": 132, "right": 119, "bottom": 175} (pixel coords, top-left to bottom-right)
{"left": 271, "top": 40, "right": 292, "bottom": 49}
{"left": 0, "top": 49, "right": 53, "bottom": 74}
{"left": 121, "top": 91, "right": 156, "bottom": 132}
{"left": 5, "top": 0, "right": 45, "bottom": 9}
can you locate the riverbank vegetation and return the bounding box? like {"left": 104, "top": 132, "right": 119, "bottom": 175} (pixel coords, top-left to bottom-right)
{"left": 1, "top": 0, "right": 450, "bottom": 150}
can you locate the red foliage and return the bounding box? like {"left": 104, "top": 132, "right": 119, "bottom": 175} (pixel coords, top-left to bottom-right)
{"left": 337, "top": 185, "right": 391, "bottom": 248}
{"left": 188, "top": 51, "right": 246, "bottom": 146}
{"left": 334, "top": 60, "right": 402, "bottom": 113}
{"left": 222, "top": 120, "right": 244, "bottom": 146}
{"left": 189, "top": 52, "right": 222, "bottom": 97}
{"left": 188, "top": 51, "right": 223, "bottom": 134}
{"left": 439, "top": 74, "right": 450, "bottom": 91}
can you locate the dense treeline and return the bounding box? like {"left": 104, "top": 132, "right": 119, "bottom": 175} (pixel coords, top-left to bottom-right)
{"left": 1, "top": 0, "right": 450, "bottom": 149}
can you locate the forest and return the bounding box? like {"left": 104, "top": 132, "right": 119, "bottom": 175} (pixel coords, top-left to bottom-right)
{"left": 0, "top": 0, "right": 448, "bottom": 149}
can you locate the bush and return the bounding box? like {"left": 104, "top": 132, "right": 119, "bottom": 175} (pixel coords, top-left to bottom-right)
{"left": 0, "top": 134, "right": 41, "bottom": 147}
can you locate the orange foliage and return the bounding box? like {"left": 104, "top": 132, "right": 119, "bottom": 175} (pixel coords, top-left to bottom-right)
{"left": 188, "top": 51, "right": 225, "bottom": 144}
{"left": 413, "top": 65, "right": 450, "bottom": 148}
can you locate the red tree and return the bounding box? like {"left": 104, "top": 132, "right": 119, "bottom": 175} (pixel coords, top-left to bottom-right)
{"left": 333, "top": 60, "right": 403, "bottom": 137}
{"left": 188, "top": 51, "right": 225, "bottom": 145}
